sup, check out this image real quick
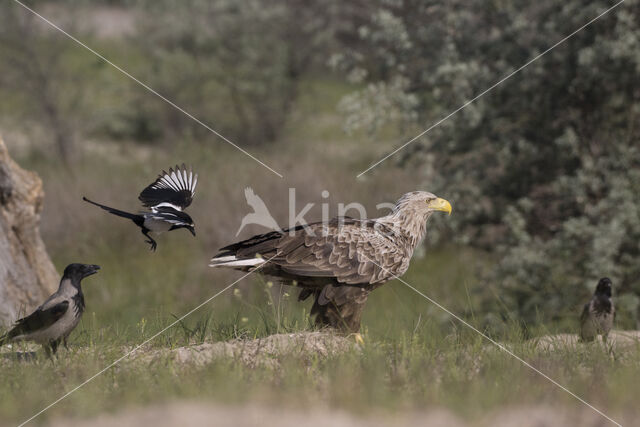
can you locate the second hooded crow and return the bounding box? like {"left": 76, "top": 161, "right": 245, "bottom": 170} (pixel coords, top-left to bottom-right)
{"left": 580, "top": 277, "right": 615, "bottom": 343}
{"left": 0, "top": 263, "right": 100, "bottom": 356}
{"left": 83, "top": 164, "right": 198, "bottom": 251}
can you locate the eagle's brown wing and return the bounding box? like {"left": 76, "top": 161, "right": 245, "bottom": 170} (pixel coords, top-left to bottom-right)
{"left": 217, "top": 218, "right": 410, "bottom": 285}
{"left": 212, "top": 218, "right": 411, "bottom": 333}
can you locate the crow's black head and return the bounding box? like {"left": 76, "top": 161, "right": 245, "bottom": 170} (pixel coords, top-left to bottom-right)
{"left": 595, "top": 277, "right": 612, "bottom": 298}
{"left": 63, "top": 263, "right": 101, "bottom": 284}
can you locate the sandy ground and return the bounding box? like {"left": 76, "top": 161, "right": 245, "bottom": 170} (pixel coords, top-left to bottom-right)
{"left": 135, "top": 330, "right": 640, "bottom": 369}
{"left": 533, "top": 330, "right": 640, "bottom": 351}
{"left": 139, "top": 331, "right": 360, "bottom": 368}
{"left": 50, "top": 401, "right": 632, "bottom": 427}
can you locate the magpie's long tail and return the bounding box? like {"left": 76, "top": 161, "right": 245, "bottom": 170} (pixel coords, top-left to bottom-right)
{"left": 82, "top": 197, "right": 141, "bottom": 221}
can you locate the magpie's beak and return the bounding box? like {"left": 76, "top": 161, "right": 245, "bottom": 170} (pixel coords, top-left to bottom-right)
{"left": 190, "top": 228, "right": 196, "bottom": 237}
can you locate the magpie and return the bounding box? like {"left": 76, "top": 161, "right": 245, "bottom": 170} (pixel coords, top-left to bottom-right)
{"left": 0, "top": 263, "right": 100, "bottom": 356}
{"left": 580, "top": 277, "right": 615, "bottom": 343}
{"left": 83, "top": 164, "right": 198, "bottom": 251}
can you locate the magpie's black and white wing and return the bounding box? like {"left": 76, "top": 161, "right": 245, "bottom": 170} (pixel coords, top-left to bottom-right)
{"left": 6, "top": 301, "right": 69, "bottom": 340}
{"left": 145, "top": 207, "right": 193, "bottom": 227}
{"left": 139, "top": 164, "right": 198, "bottom": 211}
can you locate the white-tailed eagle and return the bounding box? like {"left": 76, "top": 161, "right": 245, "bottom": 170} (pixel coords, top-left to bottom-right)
{"left": 210, "top": 191, "right": 451, "bottom": 332}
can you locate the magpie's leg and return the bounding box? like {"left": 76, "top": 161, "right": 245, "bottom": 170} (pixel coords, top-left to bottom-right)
{"left": 141, "top": 229, "right": 157, "bottom": 252}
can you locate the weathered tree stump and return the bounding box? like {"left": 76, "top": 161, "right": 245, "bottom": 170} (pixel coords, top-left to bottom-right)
{"left": 0, "top": 136, "right": 58, "bottom": 326}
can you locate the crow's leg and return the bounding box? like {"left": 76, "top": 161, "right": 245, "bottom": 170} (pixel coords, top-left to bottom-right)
{"left": 602, "top": 332, "right": 617, "bottom": 359}
{"left": 43, "top": 340, "right": 60, "bottom": 359}
{"left": 50, "top": 339, "right": 59, "bottom": 355}
{"left": 63, "top": 336, "right": 69, "bottom": 350}
{"left": 141, "top": 228, "right": 157, "bottom": 251}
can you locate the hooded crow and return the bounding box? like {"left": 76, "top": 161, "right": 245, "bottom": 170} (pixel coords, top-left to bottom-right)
{"left": 83, "top": 164, "right": 198, "bottom": 251}
{"left": 0, "top": 263, "right": 100, "bottom": 356}
{"left": 580, "top": 277, "right": 615, "bottom": 343}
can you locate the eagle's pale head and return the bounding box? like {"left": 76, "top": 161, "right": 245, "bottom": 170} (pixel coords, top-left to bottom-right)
{"left": 384, "top": 191, "right": 452, "bottom": 248}
{"left": 393, "top": 191, "right": 452, "bottom": 216}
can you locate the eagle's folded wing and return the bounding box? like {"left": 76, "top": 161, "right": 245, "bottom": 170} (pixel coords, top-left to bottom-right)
{"left": 214, "top": 219, "right": 409, "bottom": 285}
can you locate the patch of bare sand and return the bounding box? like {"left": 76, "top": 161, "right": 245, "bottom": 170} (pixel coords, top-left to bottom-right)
{"left": 533, "top": 330, "right": 640, "bottom": 352}
{"left": 140, "top": 332, "right": 361, "bottom": 368}
{"left": 480, "top": 404, "right": 631, "bottom": 427}
{"left": 49, "top": 401, "right": 633, "bottom": 427}
{"left": 49, "top": 402, "right": 464, "bottom": 427}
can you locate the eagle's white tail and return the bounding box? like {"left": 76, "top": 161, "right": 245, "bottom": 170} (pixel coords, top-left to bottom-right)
{"left": 208, "top": 255, "right": 266, "bottom": 268}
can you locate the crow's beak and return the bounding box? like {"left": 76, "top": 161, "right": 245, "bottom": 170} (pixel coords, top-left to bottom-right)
{"left": 85, "top": 265, "right": 101, "bottom": 277}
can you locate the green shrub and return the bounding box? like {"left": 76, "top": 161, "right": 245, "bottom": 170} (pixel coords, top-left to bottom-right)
{"left": 334, "top": 0, "right": 640, "bottom": 327}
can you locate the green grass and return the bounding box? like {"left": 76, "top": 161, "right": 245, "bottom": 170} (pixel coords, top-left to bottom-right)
{"left": 1, "top": 243, "right": 637, "bottom": 425}
{"left": 1, "top": 302, "right": 637, "bottom": 425}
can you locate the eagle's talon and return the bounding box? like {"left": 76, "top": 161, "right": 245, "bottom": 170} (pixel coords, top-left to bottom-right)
{"left": 351, "top": 333, "right": 364, "bottom": 345}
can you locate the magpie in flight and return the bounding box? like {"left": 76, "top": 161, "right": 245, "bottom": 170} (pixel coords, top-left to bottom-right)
{"left": 83, "top": 164, "right": 198, "bottom": 251}
{"left": 580, "top": 277, "right": 615, "bottom": 343}
{"left": 0, "top": 263, "right": 100, "bottom": 356}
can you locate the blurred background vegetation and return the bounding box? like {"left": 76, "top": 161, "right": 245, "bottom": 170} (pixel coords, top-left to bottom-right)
{"left": 0, "top": 0, "right": 638, "bottom": 339}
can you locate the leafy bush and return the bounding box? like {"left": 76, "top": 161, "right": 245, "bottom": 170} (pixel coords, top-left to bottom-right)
{"left": 334, "top": 0, "right": 640, "bottom": 327}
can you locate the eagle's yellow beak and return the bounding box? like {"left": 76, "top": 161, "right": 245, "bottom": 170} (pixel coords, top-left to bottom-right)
{"left": 427, "top": 197, "right": 452, "bottom": 215}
